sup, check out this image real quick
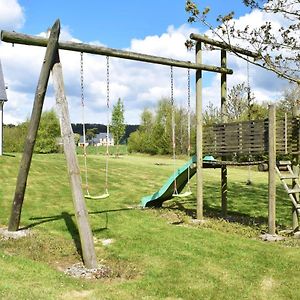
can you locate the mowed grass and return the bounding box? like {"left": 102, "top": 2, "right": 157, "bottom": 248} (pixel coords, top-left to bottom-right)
{"left": 0, "top": 153, "right": 300, "bottom": 299}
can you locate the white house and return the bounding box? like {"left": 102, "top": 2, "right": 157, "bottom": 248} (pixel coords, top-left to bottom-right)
{"left": 95, "top": 133, "right": 114, "bottom": 146}
{"left": 78, "top": 132, "right": 114, "bottom": 147}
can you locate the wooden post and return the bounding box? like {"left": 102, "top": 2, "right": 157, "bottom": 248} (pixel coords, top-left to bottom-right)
{"left": 0, "top": 59, "right": 8, "bottom": 156}
{"left": 221, "top": 50, "right": 227, "bottom": 217}
{"left": 0, "top": 101, "right": 3, "bottom": 155}
{"left": 292, "top": 107, "right": 300, "bottom": 231}
{"left": 221, "top": 166, "right": 227, "bottom": 218}
{"left": 52, "top": 52, "right": 97, "bottom": 269}
{"left": 268, "top": 104, "right": 276, "bottom": 235}
{"left": 221, "top": 50, "right": 227, "bottom": 121}
{"left": 292, "top": 165, "right": 299, "bottom": 231}
{"left": 8, "top": 20, "right": 60, "bottom": 231}
{"left": 196, "top": 42, "right": 203, "bottom": 220}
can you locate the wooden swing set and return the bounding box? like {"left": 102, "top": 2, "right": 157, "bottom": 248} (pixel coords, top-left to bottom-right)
{"left": 1, "top": 19, "right": 299, "bottom": 269}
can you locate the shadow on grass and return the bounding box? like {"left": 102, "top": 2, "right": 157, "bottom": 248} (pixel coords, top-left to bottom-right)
{"left": 25, "top": 212, "right": 82, "bottom": 256}
{"left": 24, "top": 207, "right": 136, "bottom": 258}
{"left": 163, "top": 181, "right": 292, "bottom": 230}
{"left": 2, "top": 153, "right": 16, "bottom": 158}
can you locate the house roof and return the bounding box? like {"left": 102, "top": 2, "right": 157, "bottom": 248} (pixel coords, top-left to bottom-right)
{"left": 97, "top": 133, "right": 113, "bottom": 140}
{"left": 0, "top": 60, "right": 8, "bottom": 102}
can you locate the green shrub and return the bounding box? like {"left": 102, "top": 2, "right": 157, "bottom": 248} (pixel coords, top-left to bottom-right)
{"left": 35, "top": 110, "right": 60, "bottom": 154}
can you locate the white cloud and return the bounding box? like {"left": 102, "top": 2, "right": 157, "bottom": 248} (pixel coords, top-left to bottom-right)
{"left": 0, "top": 0, "right": 25, "bottom": 30}
{"left": 0, "top": 10, "right": 290, "bottom": 126}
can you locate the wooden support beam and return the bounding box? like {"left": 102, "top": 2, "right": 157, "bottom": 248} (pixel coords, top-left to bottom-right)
{"left": 292, "top": 104, "right": 300, "bottom": 231}
{"left": 1, "top": 30, "right": 233, "bottom": 74}
{"left": 8, "top": 20, "right": 60, "bottom": 231}
{"left": 221, "top": 50, "right": 227, "bottom": 122}
{"left": 196, "top": 42, "right": 203, "bottom": 220}
{"left": 292, "top": 164, "right": 299, "bottom": 231}
{"left": 0, "top": 101, "right": 3, "bottom": 156}
{"left": 52, "top": 52, "right": 97, "bottom": 269}
{"left": 268, "top": 104, "right": 276, "bottom": 235}
{"left": 220, "top": 50, "right": 228, "bottom": 218}
{"left": 190, "top": 33, "right": 260, "bottom": 59}
{"left": 221, "top": 166, "right": 227, "bottom": 218}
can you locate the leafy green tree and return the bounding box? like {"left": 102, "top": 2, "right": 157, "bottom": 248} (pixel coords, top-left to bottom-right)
{"left": 225, "top": 83, "right": 250, "bottom": 121}
{"left": 111, "top": 98, "right": 126, "bottom": 156}
{"left": 140, "top": 108, "right": 156, "bottom": 153}
{"left": 127, "top": 131, "right": 144, "bottom": 153}
{"left": 203, "top": 102, "right": 221, "bottom": 126}
{"left": 73, "top": 133, "right": 81, "bottom": 145}
{"left": 128, "top": 98, "right": 196, "bottom": 156}
{"left": 3, "top": 123, "right": 28, "bottom": 153}
{"left": 277, "top": 84, "right": 300, "bottom": 118}
{"left": 34, "top": 109, "right": 60, "bottom": 154}
{"left": 152, "top": 99, "right": 173, "bottom": 154}
{"left": 249, "top": 102, "right": 268, "bottom": 120}
{"left": 86, "top": 128, "right": 97, "bottom": 144}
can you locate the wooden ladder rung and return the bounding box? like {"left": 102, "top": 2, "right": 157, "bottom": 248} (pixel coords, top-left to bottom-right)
{"left": 280, "top": 174, "right": 298, "bottom": 180}
{"left": 288, "top": 188, "right": 300, "bottom": 194}
{"left": 277, "top": 160, "right": 292, "bottom": 166}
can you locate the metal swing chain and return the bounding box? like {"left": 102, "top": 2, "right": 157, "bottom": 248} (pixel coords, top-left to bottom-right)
{"left": 80, "top": 52, "right": 90, "bottom": 195}
{"left": 170, "top": 66, "right": 178, "bottom": 195}
{"left": 187, "top": 68, "right": 192, "bottom": 192}
{"left": 105, "top": 56, "right": 110, "bottom": 195}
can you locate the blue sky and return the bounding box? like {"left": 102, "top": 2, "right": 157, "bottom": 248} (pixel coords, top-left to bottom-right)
{"left": 18, "top": 1, "right": 250, "bottom": 48}
{"left": 0, "top": 0, "right": 288, "bottom": 125}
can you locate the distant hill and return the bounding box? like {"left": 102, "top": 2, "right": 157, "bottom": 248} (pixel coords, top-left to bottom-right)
{"left": 71, "top": 123, "right": 139, "bottom": 144}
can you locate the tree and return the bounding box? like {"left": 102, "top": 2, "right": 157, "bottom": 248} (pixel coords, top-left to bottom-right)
{"left": 73, "top": 133, "right": 81, "bottom": 145}
{"left": 34, "top": 109, "right": 60, "bottom": 154}
{"left": 225, "top": 83, "right": 251, "bottom": 121}
{"left": 203, "top": 102, "right": 221, "bottom": 126}
{"left": 85, "top": 128, "right": 97, "bottom": 144}
{"left": 3, "top": 123, "right": 28, "bottom": 153}
{"left": 111, "top": 98, "right": 125, "bottom": 156}
{"left": 203, "top": 84, "right": 268, "bottom": 123}
{"left": 140, "top": 108, "right": 156, "bottom": 153}
{"left": 128, "top": 98, "right": 196, "bottom": 155}
{"left": 185, "top": 0, "right": 300, "bottom": 84}
{"left": 277, "top": 83, "right": 300, "bottom": 117}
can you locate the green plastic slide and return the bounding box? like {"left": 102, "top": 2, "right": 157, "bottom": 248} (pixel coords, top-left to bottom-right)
{"left": 140, "top": 155, "right": 197, "bottom": 208}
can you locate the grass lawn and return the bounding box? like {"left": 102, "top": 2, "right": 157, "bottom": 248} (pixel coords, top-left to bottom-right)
{"left": 0, "top": 152, "right": 299, "bottom": 299}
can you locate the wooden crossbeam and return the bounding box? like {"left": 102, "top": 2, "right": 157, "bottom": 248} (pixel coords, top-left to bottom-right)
{"left": 0, "top": 30, "right": 233, "bottom": 74}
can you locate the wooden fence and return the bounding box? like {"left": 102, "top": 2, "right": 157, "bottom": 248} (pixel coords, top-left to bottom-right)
{"left": 203, "top": 117, "right": 300, "bottom": 157}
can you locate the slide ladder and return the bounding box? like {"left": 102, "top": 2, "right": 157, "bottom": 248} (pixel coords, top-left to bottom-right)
{"left": 275, "top": 161, "right": 300, "bottom": 214}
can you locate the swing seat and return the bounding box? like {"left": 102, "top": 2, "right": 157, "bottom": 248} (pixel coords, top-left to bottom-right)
{"left": 85, "top": 193, "right": 109, "bottom": 200}
{"left": 172, "top": 191, "right": 193, "bottom": 198}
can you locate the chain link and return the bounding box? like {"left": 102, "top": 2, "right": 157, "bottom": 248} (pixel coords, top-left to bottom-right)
{"left": 105, "top": 56, "right": 110, "bottom": 193}
{"left": 187, "top": 68, "right": 191, "bottom": 192}
{"left": 187, "top": 68, "right": 191, "bottom": 153}
{"left": 80, "top": 52, "right": 85, "bottom": 107}
{"left": 187, "top": 68, "right": 191, "bottom": 110}
{"left": 170, "top": 66, "right": 178, "bottom": 194}
{"left": 106, "top": 56, "right": 110, "bottom": 109}
{"left": 170, "top": 66, "right": 174, "bottom": 106}
{"left": 80, "top": 52, "right": 89, "bottom": 194}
